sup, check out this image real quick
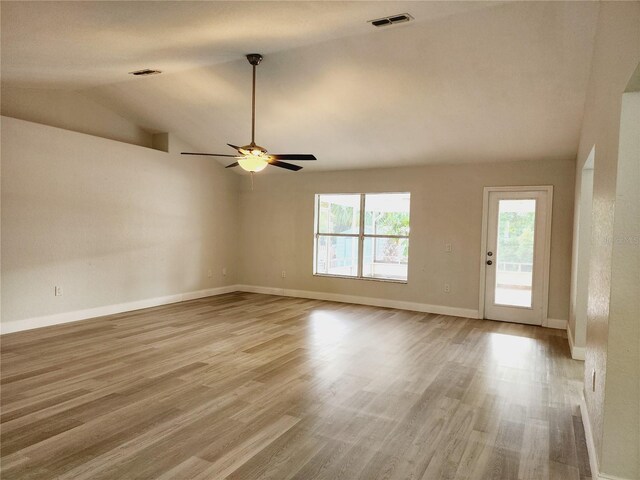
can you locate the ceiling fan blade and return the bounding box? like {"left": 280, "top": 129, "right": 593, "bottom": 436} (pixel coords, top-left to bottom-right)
{"left": 225, "top": 162, "right": 239, "bottom": 168}
{"left": 270, "top": 154, "right": 317, "bottom": 161}
{"left": 269, "top": 160, "right": 303, "bottom": 171}
{"left": 181, "top": 152, "right": 238, "bottom": 158}
{"left": 227, "top": 144, "right": 242, "bottom": 151}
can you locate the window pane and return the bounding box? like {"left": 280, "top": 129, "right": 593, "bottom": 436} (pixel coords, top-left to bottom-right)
{"left": 362, "top": 237, "right": 408, "bottom": 281}
{"left": 318, "top": 194, "right": 361, "bottom": 234}
{"left": 316, "top": 235, "right": 359, "bottom": 277}
{"left": 364, "top": 193, "right": 410, "bottom": 236}
{"left": 494, "top": 199, "right": 536, "bottom": 308}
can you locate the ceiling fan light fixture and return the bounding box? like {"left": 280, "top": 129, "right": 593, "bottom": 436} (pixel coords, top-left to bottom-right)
{"left": 238, "top": 156, "right": 268, "bottom": 172}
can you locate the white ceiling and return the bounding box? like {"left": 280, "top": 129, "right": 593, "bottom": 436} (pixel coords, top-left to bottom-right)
{"left": 1, "top": 1, "right": 599, "bottom": 172}
{"left": 1, "top": 1, "right": 501, "bottom": 89}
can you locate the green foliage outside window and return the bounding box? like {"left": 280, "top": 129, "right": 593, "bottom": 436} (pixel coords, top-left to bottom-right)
{"left": 498, "top": 212, "right": 535, "bottom": 264}
{"left": 366, "top": 211, "right": 410, "bottom": 260}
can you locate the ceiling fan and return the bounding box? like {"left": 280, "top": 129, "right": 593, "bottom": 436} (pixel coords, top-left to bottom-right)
{"left": 181, "top": 53, "right": 317, "bottom": 172}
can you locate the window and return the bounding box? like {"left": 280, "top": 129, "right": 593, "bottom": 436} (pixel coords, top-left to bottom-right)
{"left": 314, "top": 193, "right": 410, "bottom": 282}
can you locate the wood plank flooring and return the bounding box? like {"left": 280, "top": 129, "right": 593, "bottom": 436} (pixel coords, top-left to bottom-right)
{"left": 1, "top": 292, "right": 591, "bottom": 479}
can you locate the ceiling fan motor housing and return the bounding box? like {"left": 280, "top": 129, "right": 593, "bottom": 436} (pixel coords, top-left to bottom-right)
{"left": 239, "top": 143, "right": 267, "bottom": 156}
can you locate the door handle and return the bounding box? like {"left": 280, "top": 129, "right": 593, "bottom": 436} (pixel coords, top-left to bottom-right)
{"left": 486, "top": 260, "right": 493, "bottom": 265}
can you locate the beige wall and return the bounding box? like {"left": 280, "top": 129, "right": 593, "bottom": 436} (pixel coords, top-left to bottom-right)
{"left": 602, "top": 90, "right": 639, "bottom": 480}
{"left": 0, "top": 111, "right": 577, "bottom": 329}
{"left": 238, "top": 159, "right": 575, "bottom": 321}
{"left": 571, "top": 2, "right": 640, "bottom": 478}
{"left": 1, "top": 86, "right": 153, "bottom": 148}
{"left": 1, "top": 116, "right": 239, "bottom": 328}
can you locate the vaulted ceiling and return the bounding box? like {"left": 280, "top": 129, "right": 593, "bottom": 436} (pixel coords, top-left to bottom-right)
{"left": 1, "top": 1, "right": 599, "bottom": 171}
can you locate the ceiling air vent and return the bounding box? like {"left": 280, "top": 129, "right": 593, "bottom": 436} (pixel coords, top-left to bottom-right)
{"left": 128, "top": 68, "right": 162, "bottom": 76}
{"left": 369, "top": 13, "right": 413, "bottom": 28}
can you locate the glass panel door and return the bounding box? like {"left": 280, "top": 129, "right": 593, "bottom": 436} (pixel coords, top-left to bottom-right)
{"left": 483, "top": 189, "right": 550, "bottom": 326}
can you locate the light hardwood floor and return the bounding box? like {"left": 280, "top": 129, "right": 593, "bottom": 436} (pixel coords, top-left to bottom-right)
{"left": 1, "top": 292, "right": 590, "bottom": 480}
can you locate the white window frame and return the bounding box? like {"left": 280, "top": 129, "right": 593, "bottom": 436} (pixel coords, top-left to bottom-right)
{"left": 313, "top": 192, "right": 410, "bottom": 283}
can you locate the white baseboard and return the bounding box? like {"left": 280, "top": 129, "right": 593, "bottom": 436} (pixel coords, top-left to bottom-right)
{"left": 0, "top": 285, "right": 238, "bottom": 335}
{"left": 235, "top": 284, "right": 482, "bottom": 319}
{"left": 577, "top": 393, "right": 631, "bottom": 480}
{"left": 0, "top": 285, "right": 572, "bottom": 335}
{"left": 567, "top": 324, "right": 586, "bottom": 360}
{"left": 544, "top": 317, "right": 568, "bottom": 330}
{"left": 238, "top": 286, "right": 569, "bottom": 329}
{"left": 580, "top": 392, "right": 600, "bottom": 480}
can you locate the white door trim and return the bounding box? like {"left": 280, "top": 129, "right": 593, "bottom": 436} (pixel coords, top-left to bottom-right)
{"left": 478, "top": 186, "right": 553, "bottom": 326}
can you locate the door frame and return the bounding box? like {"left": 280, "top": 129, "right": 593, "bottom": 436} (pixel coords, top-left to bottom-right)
{"left": 478, "top": 186, "right": 554, "bottom": 326}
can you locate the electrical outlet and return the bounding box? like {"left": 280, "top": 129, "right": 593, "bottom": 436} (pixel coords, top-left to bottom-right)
{"left": 222, "top": 267, "right": 227, "bottom": 276}
{"left": 445, "top": 243, "right": 452, "bottom": 253}
{"left": 592, "top": 369, "right": 596, "bottom": 392}
{"left": 444, "top": 283, "right": 451, "bottom": 293}
{"left": 207, "top": 269, "right": 212, "bottom": 278}
{"left": 281, "top": 270, "right": 286, "bottom": 278}
{"left": 54, "top": 286, "right": 63, "bottom": 297}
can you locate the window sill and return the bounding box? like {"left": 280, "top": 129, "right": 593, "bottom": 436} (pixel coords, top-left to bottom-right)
{"left": 313, "top": 273, "right": 408, "bottom": 284}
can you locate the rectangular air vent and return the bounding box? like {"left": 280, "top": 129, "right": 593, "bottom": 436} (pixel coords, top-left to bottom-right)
{"left": 129, "top": 68, "right": 162, "bottom": 76}
{"left": 369, "top": 13, "right": 413, "bottom": 28}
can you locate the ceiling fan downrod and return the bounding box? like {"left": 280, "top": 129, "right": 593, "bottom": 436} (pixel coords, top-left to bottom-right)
{"left": 246, "top": 54, "right": 263, "bottom": 145}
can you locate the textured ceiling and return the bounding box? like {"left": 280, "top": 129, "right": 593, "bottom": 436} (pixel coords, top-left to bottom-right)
{"left": 1, "top": 1, "right": 599, "bottom": 172}
{"left": 1, "top": 1, "right": 500, "bottom": 89}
